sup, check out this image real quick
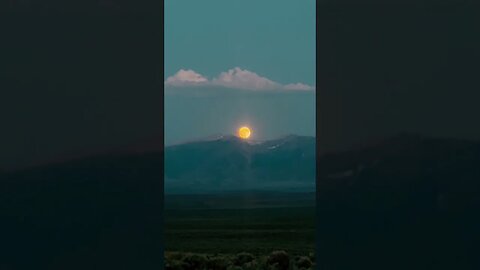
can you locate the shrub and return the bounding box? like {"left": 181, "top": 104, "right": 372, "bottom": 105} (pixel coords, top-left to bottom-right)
{"left": 166, "top": 259, "right": 189, "bottom": 270}
{"left": 233, "top": 252, "right": 255, "bottom": 266}
{"left": 165, "top": 251, "right": 316, "bottom": 270}
{"left": 183, "top": 253, "right": 208, "bottom": 270}
{"left": 242, "top": 260, "right": 260, "bottom": 270}
{"left": 267, "top": 251, "right": 290, "bottom": 270}
{"left": 166, "top": 252, "right": 185, "bottom": 262}
{"left": 307, "top": 252, "right": 315, "bottom": 262}
{"left": 206, "top": 255, "right": 230, "bottom": 270}
{"left": 295, "top": 256, "right": 313, "bottom": 269}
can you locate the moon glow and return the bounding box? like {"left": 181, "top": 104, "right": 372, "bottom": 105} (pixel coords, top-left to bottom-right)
{"left": 238, "top": 126, "right": 251, "bottom": 139}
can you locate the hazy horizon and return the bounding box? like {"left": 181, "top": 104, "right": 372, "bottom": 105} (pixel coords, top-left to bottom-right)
{"left": 164, "top": 83, "right": 316, "bottom": 145}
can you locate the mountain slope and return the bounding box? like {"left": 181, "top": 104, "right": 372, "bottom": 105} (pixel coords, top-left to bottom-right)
{"left": 164, "top": 135, "right": 316, "bottom": 194}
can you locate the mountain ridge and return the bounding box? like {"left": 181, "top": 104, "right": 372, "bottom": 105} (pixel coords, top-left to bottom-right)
{"left": 165, "top": 134, "right": 315, "bottom": 194}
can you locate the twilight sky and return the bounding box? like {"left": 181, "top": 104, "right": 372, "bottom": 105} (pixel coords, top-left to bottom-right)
{"left": 164, "top": 0, "right": 316, "bottom": 145}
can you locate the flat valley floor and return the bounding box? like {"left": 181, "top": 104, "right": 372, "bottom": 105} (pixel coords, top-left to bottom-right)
{"left": 164, "top": 192, "right": 315, "bottom": 269}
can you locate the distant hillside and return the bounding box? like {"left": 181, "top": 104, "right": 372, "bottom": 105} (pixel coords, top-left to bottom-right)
{"left": 165, "top": 135, "right": 316, "bottom": 194}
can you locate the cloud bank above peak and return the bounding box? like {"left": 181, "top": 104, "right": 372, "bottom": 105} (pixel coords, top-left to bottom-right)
{"left": 212, "top": 67, "right": 280, "bottom": 90}
{"left": 164, "top": 69, "right": 208, "bottom": 87}
{"left": 165, "top": 67, "right": 314, "bottom": 91}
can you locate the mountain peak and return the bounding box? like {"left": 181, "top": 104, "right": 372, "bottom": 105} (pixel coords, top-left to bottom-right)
{"left": 165, "top": 134, "right": 316, "bottom": 194}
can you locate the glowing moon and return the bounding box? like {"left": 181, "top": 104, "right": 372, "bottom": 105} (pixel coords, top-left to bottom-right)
{"left": 238, "top": 126, "right": 251, "bottom": 139}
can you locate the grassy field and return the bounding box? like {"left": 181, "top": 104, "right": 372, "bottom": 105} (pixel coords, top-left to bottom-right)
{"left": 165, "top": 207, "right": 315, "bottom": 255}
{"left": 164, "top": 192, "right": 315, "bottom": 269}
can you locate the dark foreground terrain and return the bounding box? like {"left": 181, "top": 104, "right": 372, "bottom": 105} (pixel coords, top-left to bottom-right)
{"left": 165, "top": 251, "right": 315, "bottom": 270}
{"left": 164, "top": 193, "right": 315, "bottom": 270}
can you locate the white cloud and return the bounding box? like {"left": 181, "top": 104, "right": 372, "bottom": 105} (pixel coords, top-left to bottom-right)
{"left": 164, "top": 67, "right": 314, "bottom": 91}
{"left": 283, "top": 83, "right": 315, "bottom": 91}
{"left": 211, "top": 67, "right": 281, "bottom": 90}
{"left": 165, "top": 69, "right": 208, "bottom": 87}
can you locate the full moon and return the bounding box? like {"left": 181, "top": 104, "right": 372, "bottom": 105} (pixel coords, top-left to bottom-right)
{"left": 238, "top": 126, "right": 251, "bottom": 139}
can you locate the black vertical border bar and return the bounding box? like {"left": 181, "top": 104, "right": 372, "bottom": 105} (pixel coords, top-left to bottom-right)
{"left": 0, "top": 2, "right": 166, "bottom": 268}
{"left": 160, "top": 0, "right": 165, "bottom": 269}
{"left": 315, "top": 0, "right": 320, "bottom": 269}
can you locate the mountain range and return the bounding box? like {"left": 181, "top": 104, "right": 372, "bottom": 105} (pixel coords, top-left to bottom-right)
{"left": 165, "top": 134, "right": 315, "bottom": 194}
{"left": 2, "top": 133, "right": 480, "bottom": 269}
{"left": 2, "top": 133, "right": 480, "bottom": 204}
